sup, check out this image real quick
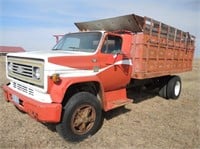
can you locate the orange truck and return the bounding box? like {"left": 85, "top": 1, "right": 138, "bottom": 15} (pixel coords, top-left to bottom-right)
{"left": 3, "top": 14, "right": 195, "bottom": 141}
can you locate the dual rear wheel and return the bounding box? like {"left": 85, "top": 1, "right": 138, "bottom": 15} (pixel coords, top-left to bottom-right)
{"left": 159, "top": 75, "right": 182, "bottom": 99}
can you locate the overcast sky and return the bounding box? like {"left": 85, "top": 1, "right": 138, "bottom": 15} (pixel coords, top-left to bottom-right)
{"left": 0, "top": 0, "right": 199, "bottom": 56}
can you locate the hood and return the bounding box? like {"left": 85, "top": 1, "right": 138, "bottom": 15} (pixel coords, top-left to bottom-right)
{"left": 7, "top": 50, "right": 97, "bottom": 72}
{"left": 7, "top": 50, "right": 94, "bottom": 60}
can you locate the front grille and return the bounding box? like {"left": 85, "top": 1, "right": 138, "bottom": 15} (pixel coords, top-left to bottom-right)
{"left": 12, "top": 63, "right": 33, "bottom": 78}
{"left": 12, "top": 82, "right": 34, "bottom": 96}
{"left": 7, "top": 56, "right": 44, "bottom": 88}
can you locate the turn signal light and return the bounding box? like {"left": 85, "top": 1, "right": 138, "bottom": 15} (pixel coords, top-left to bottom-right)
{"left": 51, "top": 73, "right": 61, "bottom": 83}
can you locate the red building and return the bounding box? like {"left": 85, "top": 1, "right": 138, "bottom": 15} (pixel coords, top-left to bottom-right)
{"left": 0, "top": 46, "right": 25, "bottom": 56}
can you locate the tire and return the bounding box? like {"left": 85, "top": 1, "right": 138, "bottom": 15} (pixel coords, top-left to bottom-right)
{"left": 166, "top": 76, "right": 181, "bottom": 99}
{"left": 158, "top": 76, "right": 170, "bottom": 99}
{"left": 56, "top": 92, "right": 103, "bottom": 142}
{"left": 159, "top": 84, "right": 167, "bottom": 99}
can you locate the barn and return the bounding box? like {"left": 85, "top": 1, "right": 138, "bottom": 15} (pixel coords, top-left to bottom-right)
{"left": 0, "top": 46, "right": 25, "bottom": 56}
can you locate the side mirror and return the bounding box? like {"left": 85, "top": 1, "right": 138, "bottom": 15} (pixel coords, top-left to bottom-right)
{"left": 117, "top": 51, "right": 130, "bottom": 58}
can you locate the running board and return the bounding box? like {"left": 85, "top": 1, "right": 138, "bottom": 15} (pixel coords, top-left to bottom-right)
{"left": 103, "top": 88, "right": 133, "bottom": 111}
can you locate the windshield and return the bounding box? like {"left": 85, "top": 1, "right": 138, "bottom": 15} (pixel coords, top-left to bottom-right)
{"left": 52, "top": 32, "right": 102, "bottom": 53}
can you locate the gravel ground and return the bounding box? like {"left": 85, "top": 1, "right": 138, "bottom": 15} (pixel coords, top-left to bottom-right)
{"left": 0, "top": 56, "right": 199, "bottom": 149}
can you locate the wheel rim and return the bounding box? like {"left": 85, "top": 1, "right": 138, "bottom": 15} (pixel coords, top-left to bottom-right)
{"left": 71, "top": 104, "right": 96, "bottom": 135}
{"left": 174, "top": 81, "right": 181, "bottom": 96}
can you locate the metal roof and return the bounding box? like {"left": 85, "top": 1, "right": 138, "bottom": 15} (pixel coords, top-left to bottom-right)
{"left": 75, "top": 14, "right": 145, "bottom": 32}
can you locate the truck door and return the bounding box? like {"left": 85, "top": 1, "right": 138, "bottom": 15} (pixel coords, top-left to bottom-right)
{"left": 98, "top": 34, "right": 132, "bottom": 91}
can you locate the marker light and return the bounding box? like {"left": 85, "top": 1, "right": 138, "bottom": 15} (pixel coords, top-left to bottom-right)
{"left": 51, "top": 73, "right": 61, "bottom": 83}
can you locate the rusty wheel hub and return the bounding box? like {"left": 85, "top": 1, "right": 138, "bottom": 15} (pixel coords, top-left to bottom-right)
{"left": 71, "top": 104, "right": 96, "bottom": 135}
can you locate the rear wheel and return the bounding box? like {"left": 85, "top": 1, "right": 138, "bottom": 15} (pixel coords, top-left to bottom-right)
{"left": 159, "top": 84, "right": 167, "bottom": 99}
{"left": 167, "top": 76, "right": 181, "bottom": 99}
{"left": 56, "top": 92, "right": 103, "bottom": 142}
{"left": 158, "top": 76, "right": 181, "bottom": 99}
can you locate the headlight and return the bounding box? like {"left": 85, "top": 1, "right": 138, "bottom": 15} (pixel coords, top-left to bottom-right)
{"left": 33, "top": 67, "right": 40, "bottom": 79}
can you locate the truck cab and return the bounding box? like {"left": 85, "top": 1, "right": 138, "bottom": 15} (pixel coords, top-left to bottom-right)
{"left": 3, "top": 30, "right": 134, "bottom": 141}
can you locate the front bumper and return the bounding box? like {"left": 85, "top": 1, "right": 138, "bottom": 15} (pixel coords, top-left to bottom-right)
{"left": 2, "top": 84, "right": 62, "bottom": 123}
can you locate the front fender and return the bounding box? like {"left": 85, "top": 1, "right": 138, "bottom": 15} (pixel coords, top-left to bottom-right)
{"left": 48, "top": 76, "right": 103, "bottom": 103}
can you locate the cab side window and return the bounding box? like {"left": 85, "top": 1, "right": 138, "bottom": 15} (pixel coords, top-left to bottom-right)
{"left": 101, "top": 35, "right": 122, "bottom": 54}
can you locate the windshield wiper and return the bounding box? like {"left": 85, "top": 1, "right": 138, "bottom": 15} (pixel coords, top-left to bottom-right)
{"left": 52, "top": 48, "right": 60, "bottom": 50}
{"left": 52, "top": 47, "right": 80, "bottom": 51}
{"left": 68, "top": 47, "right": 80, "bottom": 50}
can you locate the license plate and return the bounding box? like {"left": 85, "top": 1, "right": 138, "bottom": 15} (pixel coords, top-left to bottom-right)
{"left": 12, "top": 94, "right": 20, "bottom": 104}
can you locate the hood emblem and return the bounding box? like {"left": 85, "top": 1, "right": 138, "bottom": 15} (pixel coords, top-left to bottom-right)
{"left": 17, "top": 66, "right": 23, "bottom": 73}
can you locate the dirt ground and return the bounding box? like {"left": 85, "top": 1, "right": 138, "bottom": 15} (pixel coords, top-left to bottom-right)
{"left": 0, "top": 56, "right": 199, "bottom": 149}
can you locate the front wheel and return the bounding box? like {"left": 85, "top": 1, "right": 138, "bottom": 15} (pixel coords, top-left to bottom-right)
{"left": 56, "top": 92, "right": 103, "bottom": 142}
